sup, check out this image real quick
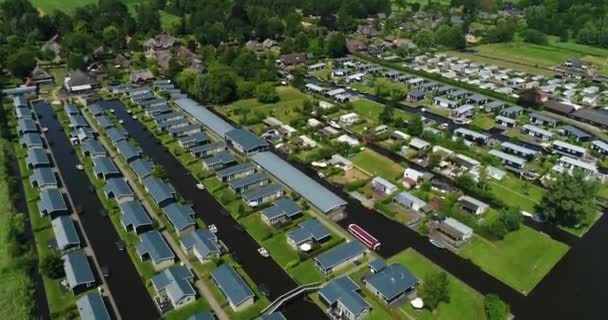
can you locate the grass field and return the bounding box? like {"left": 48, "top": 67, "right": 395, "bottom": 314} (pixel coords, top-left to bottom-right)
{"left": 352, "top": 98, "right": 413, "bottom": 125}
{"left": 470, "top": 116, "right": 495, "bottom": 130}
{"left": 0, "top": 140, "right": 33, "bottom": 320}
{"left": 25, "top": 0, "right": 180, "bottom": 29}
{"left": 351, "top": 149, "right": 405, "bottom": 181}
{"left": 388, "top": 249, "right": 486, "bottom": 320}
{"left": 221, "top": 87, "right": 310, "bottom": 124}
{"left": 460, "top": 226, "right": 569, "bottom": 294}
{"left": 489, "top": 176, "right": 544, "bottom": 213}
{"left": 460, "top": 37, "right": 608, "bottom": 75}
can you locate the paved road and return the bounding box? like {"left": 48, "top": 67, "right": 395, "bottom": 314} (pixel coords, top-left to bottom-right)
{"left": 33, "top": 101, "right": 159, "bottom": 320}
{"left": 97, "top": 100, "right": 327, "bottom": 319}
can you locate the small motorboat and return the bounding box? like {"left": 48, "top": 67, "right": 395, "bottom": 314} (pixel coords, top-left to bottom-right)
{"left": 75, "top": 164, "right": 84, "bottom": 171}
{"left": 196, "top": 183, "right": 205, "bottom": 190}
{"left": 208, "top": 224, "right": 218, "bottom": 233}
{"left": 257, "top": 247, "right": 269, "bottom": 257}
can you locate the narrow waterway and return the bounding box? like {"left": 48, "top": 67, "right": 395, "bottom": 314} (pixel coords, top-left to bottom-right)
{"left": 97, "top": 100, "right": 327, "bottom": 319}
{"left": 32, "top": 100, "right": 159, "bottom": 320}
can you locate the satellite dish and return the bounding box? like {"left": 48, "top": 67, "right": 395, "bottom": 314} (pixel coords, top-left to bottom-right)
{"left": 300, "top": 243, "right": 312, "bottom": 252}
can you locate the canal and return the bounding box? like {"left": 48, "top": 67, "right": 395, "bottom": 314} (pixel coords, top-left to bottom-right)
{"left": 96, "top": 99, "right": 327, "bottom": 319}
{"left": 32, "top": 100, "right": 159, "bottom": 320}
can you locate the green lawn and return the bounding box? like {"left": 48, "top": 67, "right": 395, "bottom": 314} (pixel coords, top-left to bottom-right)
{"left": 351, "top": 149, "right": 405, "bottom": 180}
{"left": 388, "top": 249, "right": 486, "bottom": 320}
{"left": 351, "top": 98, "right": 413, "bottom": 125}
{"left": 164, "top": 300, "right": 210, "bottom": 320}
{"left": 288, "top": 259, "right": 324, "bottom": 284}
{"left": 460, "top": 226, "right": 569, "bottom": 294}
{"left": 470, "top": 116, "right": 495, "bottom": 131}
{"left": 261, "top": 233, "right": 300, "bottom": 267}
{"left": 220, "top": 87, "right": 309, "bottom": 124}
{"left": 489, "top": 176, "right": 544, "bottom": 213}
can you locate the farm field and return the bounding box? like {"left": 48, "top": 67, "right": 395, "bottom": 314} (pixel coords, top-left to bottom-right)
{"left": 388, "top": 249, "right": 486, "bottom": 320}
{"left": 460, "top": 226, "right": 569, "bottom": 294}
{"left": 455, "top": 37, "right": 608, "bottom": 75}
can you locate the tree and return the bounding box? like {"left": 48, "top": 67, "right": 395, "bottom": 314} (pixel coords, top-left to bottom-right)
{"left": 407, "top": 115, "right": 423, "bottom": 136}
{"left": 6, "top": 48, "right": 36, "bottom": 78}
{"left": 379, "top": 105, "right": 394, "bottom": 124}
{"left": 420, "top": 272, "right": 450, "bottom": 310}
{"left": 325, "top": 32, "right": 347, "bottom": 58}
{"left": 484, "top": 294, "right": 510, "bottom": 320}
{"left": 477, "top": 165, "right": 489, "bottom": 191}
{"left": 414, "top": 28, "right": 434, "bottom": 49}
{"left": 102, "top": 26, "right": 123, "bottom": 51}
{"left": 522, "top": 28, "right": 548, "bottom": 44}
{"left": 486, "top": 19, "right": 517, "bottom": 43}
{"left": 152, "top": 164, "right": 167, "bottom": 179}
{"left": 499, "top": 207, "right": 522, "bottom": 232}
{"left": 67, "top": 53, "right": 86, "bottom": 70}
{"left": 255, "top": 83, "right": 280, "bottom": 103}
{"left": 40, "top": 254, "right": 64, "bottom": 279}
{"left": 536, "top": 171, "right": 599, "bottom": 227}
{"left": 136, "top": 3, "right": 161, "bottom": 35}
{"left": 427, "top": 152, "right": 441, "bottom": 169}
{"left": 435, "top": 25, "right": 465, "bottom": 49}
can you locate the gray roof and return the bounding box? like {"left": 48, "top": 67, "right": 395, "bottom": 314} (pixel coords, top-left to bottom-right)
{"left": 136, "top": 231, "right": 175, "bottom": 265}
{"left": 103, "top": 178, "right": 134, "bottom": 199}
{"left": 258, "top": 312, "right": 287, "bottom": 320}
{"left": 26, "top": 148, "right": 50, "bottom": 167}
{"left": 530, "top": 112, "right": 558, "bottom": 125}
{"left": 38, "top": 188, "right": 67, "bottom": 216}
{"left": 116, "top": 140, "right": 142, "bottom": 162}
{"left": 68, "top": 114, "right": 88, "bottom": 128}
{"left": 157, "top": 118, "right": 189, "bottom": 131}
{"left": 154, "top": 111, "right": 184, "bottom": 122}
{"left": 15, "top": 106, "right": 32, "bottom": 119}
{"left": 188, "top": 312, "right": 215, "bottom": 320}
{"left": 181, "top": 229, "right": 220, "bottom": 260}
{"left": 592, "top": 140, "right": 608, "bottom": 152}
{"left": 64, "top": 104, "right": 80, "bottom": 115}
{"left": 130, "top": 158, "right": 154, "bottom": 180}
{"left": 76, "top": 127, "right": 95, "bottom": 142}
{"left": 119, "top": 201, "right": 153, "bottom": 231}
{"left": 561, "top": 125, "right": 592, "bottom": 139}
{"left": 143, "top": 177, "right": 175, "bottom": 204}
{"left": 211, "top": 264, "right": 255, "bottom": 307}
{"left": 190, "top": 142, "right": 226, "bottom": 155}
{"left": 162, "top": 203, "right": 195, "bottom": 232}
{"left": 18, "top": 118, "right": 38, "bottom": 133}
{"left": 146, "top": 104, "right": 170, "bottom": 115}
{"left": 454, "top": 127, "right": 489, "bottom": 140}
{"left": 52, "top": 216, "right": 81, "bottom": 250}
{"left": 106, "top": 127, "right": 127, "bottom": 144}
{"left": 95, "top": 115, "right": 114, "bottom": 129}
{"left": 489, "top": 149, "right": 526, "bottom": 166}
{"left": 30, "top": 167, "right": 58, "bottom": 188}
{"left": 63, "top": 251, "right": 95, "bottom": 289}
{"left": 522, "top": 124, "right": 554, "bottom": 137}
{"left": 168, "top": 124, "right": 201, "bottom": 135}
{"left": 261, "top": 198, "right": 302, "bottom": 221}
{"left": 363, "top": 263, "right": 417, "bottom": 301}
{"left": 203, "top": 151, "right": 235, "bottom": 167}
{"left": 408, "top": 89, "right": 425, "bottom": 98}
{"left": 468, "top": 94, "right": 487, "bottom": 102}
{"left": 501, "top": 105, "right": 523, "bottom": 115}
{"left": 315, "top": 241, "right": 364, "bottom": 271}
{"left": 319, "top": 276, "right": 370, "bottom": 317}
{"left": 76, "top": 292, "right": 111, "bottom": 320}
{"left": 241, "top": 184, "right": 283, "bottom": 202}
{"left": 93, "top": 157, "right": 120, "bottom": 178}
{"left": 287, "top": 219, "right": 331, "bottom": 245}
{"left": 224, "top": 128, "right": 268, "bottom": 151}
{"left": 393, "top": 191, "right": 426, "bottom": 208}
{"left": 13, "top": 95, "right": 27, "bottom": 107}
{"left": 251, "top": 152, "right": 347, "bottom": 213}
{"left": 151, "top": 266, "right": 196, "bottom": 304}
{"left": 88, "top": 104, "right": 105, "bottom": 117}
{"left": 216, "top": 162, "right": 255, "bottom": 179}
{"left": 20, "top": 132, "right": 43, "bottom": 148}
{"left": 174, "top": 98, "right": 235, "bottom": 136}
{"left": 82, "top": 140, "right": 106, "bottom": 157}
{"left": 179, "top": 132, "right": 208, "bottom": 145}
